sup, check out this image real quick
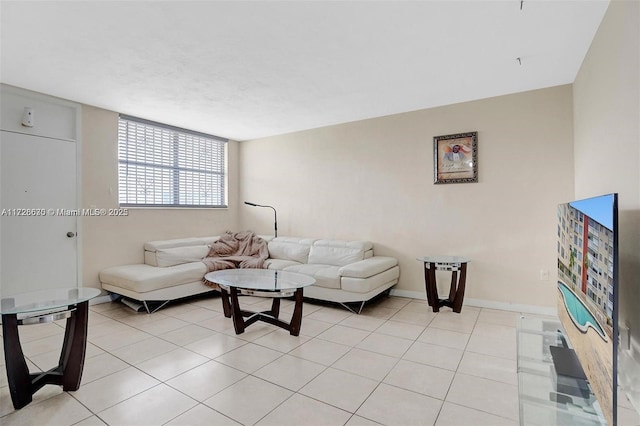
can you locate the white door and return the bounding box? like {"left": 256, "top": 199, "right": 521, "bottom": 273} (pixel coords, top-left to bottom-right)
{"left": 0, "top": 131, "right": 78, "bottom": 297}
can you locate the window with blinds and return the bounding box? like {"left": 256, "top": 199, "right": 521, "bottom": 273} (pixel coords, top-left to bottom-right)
{"left": 118, "top": 115, "right": 227, "bottom": 207}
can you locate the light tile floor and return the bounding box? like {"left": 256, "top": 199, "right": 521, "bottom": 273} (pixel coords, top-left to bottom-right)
{"left": 0, "top": 294, "right": 578, "bottom": 425}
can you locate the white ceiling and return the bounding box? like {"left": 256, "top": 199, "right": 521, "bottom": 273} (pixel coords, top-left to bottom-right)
{"left": 1, "top": 1, "right": 609, "bottom": 141}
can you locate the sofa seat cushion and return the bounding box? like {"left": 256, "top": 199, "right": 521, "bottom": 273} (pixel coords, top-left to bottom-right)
{"left": 282, "top": 264, "right": 341, "bottom": 289}
{"left": 264, "top": 258, "right": 302, "bottom": 270}
{"left": 100, "top": 262, "right": 207, "bottom": 293}
{"left": 308, "top": 240, "right": 373, "bottom": 266}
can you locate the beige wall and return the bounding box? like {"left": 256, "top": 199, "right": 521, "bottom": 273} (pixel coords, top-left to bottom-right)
{"left": 81, "top": 105, "right": 240, "bottom": 288}
{"left": 239, "top": 86, "right": 574, "bottom": 311}
{"left": 573, "top": 0, "right": 640, "bottom": 415}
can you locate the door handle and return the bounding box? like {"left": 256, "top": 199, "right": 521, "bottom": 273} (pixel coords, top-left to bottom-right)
{"left": 66, "top": 232, "right": 76, "bottom": 238}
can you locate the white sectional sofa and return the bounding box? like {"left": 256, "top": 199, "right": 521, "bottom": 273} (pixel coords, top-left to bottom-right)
{"left": 99, "top": 235, "right": 400, "bottom": 313}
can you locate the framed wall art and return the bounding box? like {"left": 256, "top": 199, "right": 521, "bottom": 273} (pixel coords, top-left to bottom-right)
{"left": 433, "top": 131, "right": 478, "bottom": 184}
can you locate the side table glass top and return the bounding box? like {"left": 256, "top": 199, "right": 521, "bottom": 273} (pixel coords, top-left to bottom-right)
{"left": 205, "top": 269, "right": 315, "bottom": 291}
{"left": 0, "top": 287, "right": 101, "bottom": 315}
{"left": 417, "top": 256, "right": 471, "bottom": 264}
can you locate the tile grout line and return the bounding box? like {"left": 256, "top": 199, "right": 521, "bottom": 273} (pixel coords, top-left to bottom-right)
{"left": 2, "top": 298, "right": 524, "bottom": 425}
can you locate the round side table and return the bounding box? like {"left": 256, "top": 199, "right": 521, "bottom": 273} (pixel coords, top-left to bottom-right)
{"left": 417, "top": 256, "right": 470, "bottom": 313}
{"left": 1, "top": 287, "right": 100, "bottom": 409}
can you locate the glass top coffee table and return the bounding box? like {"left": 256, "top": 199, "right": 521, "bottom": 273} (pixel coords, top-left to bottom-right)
{"left": 205, "top": 269, "right": 315, "bottom": 336}
{"left": 0, "top": 287, "right": 100, "bottom": 409}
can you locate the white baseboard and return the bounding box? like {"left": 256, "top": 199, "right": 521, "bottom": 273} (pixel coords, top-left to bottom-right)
{"left": 463, "top": 298, "right": 557, "bottom": 316}
{"left": 389, "top": 288, "right": 557, "bottom": 316}
{"left": 389, "top": 289, "right": 425, "bottom": 300}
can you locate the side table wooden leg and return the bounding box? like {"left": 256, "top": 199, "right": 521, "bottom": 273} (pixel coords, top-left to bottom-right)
{"left": 2, "top": 314, "right": 32, "bottom": 409}
{"left": 427, "top": 267, "right": 440, "bottom": 313}
{"left": 449, "top": 270, "right": 458, "bottom": 302}
{"left": 229, "top": 287, "right": 245, "bottom": 334}
{"left": 289, "top": 289, "right": 304, "bottom": 336}
{"left": 59, "top": 301, "right": 89, "bottom": 391}
{"left": 452, "top": 263, "right": 467, "bottom": 313}
{"left": 423, "top": 263, "right": 432, "bottom": 307}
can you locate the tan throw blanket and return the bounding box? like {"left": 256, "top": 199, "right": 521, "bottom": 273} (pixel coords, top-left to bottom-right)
{"left": 202, "top": 231, "right": 269, "bottom": 289}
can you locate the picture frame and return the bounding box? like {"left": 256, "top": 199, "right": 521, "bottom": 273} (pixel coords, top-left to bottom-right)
{"left": 434, "top": 131, "right": 478, "bottom": 184}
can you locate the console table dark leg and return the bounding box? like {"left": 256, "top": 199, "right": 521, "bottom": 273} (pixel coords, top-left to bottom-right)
{"left": 59, "top": 302, "right": 88, "bottom": 391}
{"left": 229, "top": 287, "right": 245, "bottom": 334}
{"left": 2, "top": 314, "right": 32, "bottom": 409}
{"left": 289, "top": 288, "right": 304, "bottom": 336}
{"left": 452, "top": 263, "right": 467, "bottom": 313}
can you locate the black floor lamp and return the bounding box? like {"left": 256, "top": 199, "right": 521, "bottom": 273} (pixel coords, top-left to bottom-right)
{"left": 244, "top": 201, "right": 278, "bottom": 237}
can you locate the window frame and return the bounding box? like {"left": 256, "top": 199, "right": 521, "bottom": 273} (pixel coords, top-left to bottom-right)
{"left": 117, "top": 114, "right": 228, "bottom": 208}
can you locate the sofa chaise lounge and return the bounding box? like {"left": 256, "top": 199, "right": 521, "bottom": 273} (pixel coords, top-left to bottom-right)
{"left": 99, "top": 235, "right": 400, "bottom": 313}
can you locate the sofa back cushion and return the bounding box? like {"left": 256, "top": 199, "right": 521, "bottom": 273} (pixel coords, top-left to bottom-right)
{"left": 267, "top": 237, "right": 315, "bottom": 264}
{"left": 308, "top": 240, "right": 373, "bottom": 266}
{"left": 153, "top": 245, "right": 210, "bottom": 267}
{"left": 145, "top": 237, "right": 213, "bottom": 252}
{"left": 144, "top": 236, "right": 219, "bottom": 266}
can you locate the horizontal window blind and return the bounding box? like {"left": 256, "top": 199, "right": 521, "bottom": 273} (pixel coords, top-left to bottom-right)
{"left": 118, "top": 115, "right": 227, "bottom": 207}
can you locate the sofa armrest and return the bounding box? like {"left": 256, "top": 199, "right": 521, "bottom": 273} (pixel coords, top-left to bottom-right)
{"left": 338, "top": 256, "right": 398, "bottom": 279}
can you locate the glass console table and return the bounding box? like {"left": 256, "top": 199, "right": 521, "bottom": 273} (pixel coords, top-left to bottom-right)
{"left": 1, "top": 287, "right": 100, "bottom": 409}
{"left": 517, "top": 316, "right": 606, "bottom": 425}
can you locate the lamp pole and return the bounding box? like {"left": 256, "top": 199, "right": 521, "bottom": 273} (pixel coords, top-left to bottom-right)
{"left": 244, "top": 202, "right": 277, "bottom": 237}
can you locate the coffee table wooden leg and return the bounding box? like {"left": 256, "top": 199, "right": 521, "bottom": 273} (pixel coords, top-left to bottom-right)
{"left": 229, "top": 287, "right": 245, "bottom": 334}
{"left": 220, "top": 287, "right": 232, "bottom": 318}
{"left": 271, "top": 298, "right": 280, "bottom": 319}
{"left": 2, "top": 314, "right": 32, "bottom": 409}
{"left": 59, "top": 301, "right": 89, "bottom": 391}
{"left": 289, "top": 289, "right": 304, "bottom": 336}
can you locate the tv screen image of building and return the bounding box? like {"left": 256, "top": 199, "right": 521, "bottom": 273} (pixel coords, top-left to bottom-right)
{"left": 557, "top": 193, "right": 618, "bottom": 425}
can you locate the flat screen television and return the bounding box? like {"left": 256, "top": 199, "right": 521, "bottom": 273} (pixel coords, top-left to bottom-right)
{"left": 557, "top": 193, "right": 618, "bottom": 425}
